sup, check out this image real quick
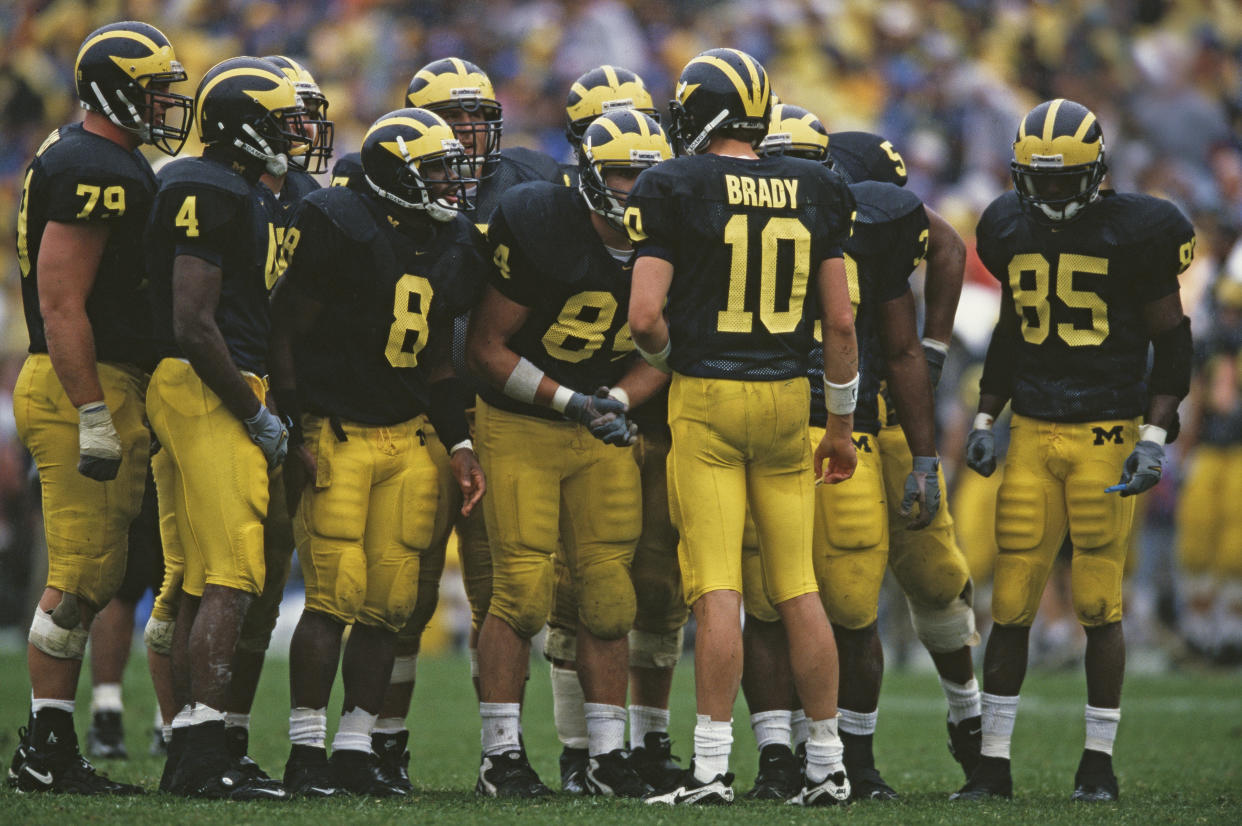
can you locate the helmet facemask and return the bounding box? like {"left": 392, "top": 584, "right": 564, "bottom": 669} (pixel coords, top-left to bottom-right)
{"left": 1011, "top": 155, "right": 1107, "bottom": 223}
{"left": 580, "top": 153, "right": 659, "bottom": 232}
{"left": 235, "top": 105, "right": 311, "bottom": 177}
{"left": 87, "top": 67, "right": 193, "bottom": 156}
{"left": 432, "top": 99, "right": 502, "bottom": 180}
{"left": 289, "top": 89, "right": 334, "bottom": 174}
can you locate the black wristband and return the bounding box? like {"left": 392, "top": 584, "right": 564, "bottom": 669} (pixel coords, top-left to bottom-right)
{"left": 427, "top": 377, "right": 471, "bottom": 451}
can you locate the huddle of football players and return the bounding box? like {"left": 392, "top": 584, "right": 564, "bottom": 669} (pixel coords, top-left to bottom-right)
{"left": 8, "top": 17, "right": 1194, "bottom": 808}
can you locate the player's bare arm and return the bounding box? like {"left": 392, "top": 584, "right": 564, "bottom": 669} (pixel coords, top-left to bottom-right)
{"left": 814, "top": 255, "right": 858, "bottom": 484}
{"left": 629, "top": 256, "right": 673, "bottom": 367}
{"left": 36, "top": 220, "right": 109, "bottom": 406}
{"left": 920, "top": 206, "right": 966, "bottom": 385}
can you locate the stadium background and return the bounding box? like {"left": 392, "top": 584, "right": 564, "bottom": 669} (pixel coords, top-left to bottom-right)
{"left": 0, "top": 0, "right": 1240, "bottom": 673}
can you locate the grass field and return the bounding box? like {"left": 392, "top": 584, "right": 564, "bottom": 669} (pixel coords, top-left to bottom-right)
{"left": 0, "top": 648, "right": 1238, "bottom": 824}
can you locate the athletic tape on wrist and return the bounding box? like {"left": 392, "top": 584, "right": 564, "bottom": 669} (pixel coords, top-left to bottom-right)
{"left": 503, "top": 357, "right": 545, "bottom": 405}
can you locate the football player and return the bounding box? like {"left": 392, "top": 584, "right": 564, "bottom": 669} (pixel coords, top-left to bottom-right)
{"left": 628, "top": 49, "right": 857, "bottom": 806}
{"left": 466, "top": 108, "right": 671, "bottom": 798}
{"left": 9, "top": 20, "right": 190, "bottom": 795}
{"left": 546, "top": 65, "right": 686, "bottom": 796}
{"left": 271, "top": 108, "right": 486, "bottom": 797}
{"left": 956, "top": 99, "right": 1194, "bottom": 802}
{"left": 144, "top": 56, "right": 306, "bottom": 799}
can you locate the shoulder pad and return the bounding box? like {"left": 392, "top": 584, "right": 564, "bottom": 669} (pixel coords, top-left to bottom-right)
{"left": 282, "top": 168, "right": 322, "bottom": 202}
{"left": 976, "top": 191, "right": 1023, "bottom": 237}
{"left": 500, "top": 146, "right": 564, "bottom": 183}
{"left": 157, "top": 157, "right": 251, "bottom": 198}
{"left": 829, "top": 131, "right": 907, "bottom": 186}
{"left": 301, "top": 186, "right": 381, "bottom": 244}
{"left": 849, "top": 181, "right": 923, "bottom": 225}
{"left": 496, "top": 181, "right": 583, "bottom": 254}
{"left": 329, "top": 152, "right": 364, "bottom": 189}
{"left": 39, "top": 130, "right": 146, "bottom": 182}
{"left": 1106, "top": 193, "right": 1193, "bottom": 243}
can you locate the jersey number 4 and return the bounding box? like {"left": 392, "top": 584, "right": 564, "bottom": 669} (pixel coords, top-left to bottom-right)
{"left": 1008, "top": 252, "right": 1109, "bottom": 347}
{"left": 717, "top": 214, "right": 811, "bottom": 334}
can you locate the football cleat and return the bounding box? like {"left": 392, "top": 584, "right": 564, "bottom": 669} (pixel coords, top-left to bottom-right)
{"left": 950, "top": 755, "right": 1014, "bottom": 801}
{"left": 847, "top": 765, "right": 898, "bottom": 801}
{"left": 372, "top": 730, "right": 414, "bottom": 793}
{"left": 789, "top": 770, "right": 850, "bottom": 806}
{"left": 476, "top": 750, "right": 553, "bottom": 798}
{"left": 11, "top": 710, "right": 142, "bottom": 795}
{"left": 329, "top": 749, "right": 407, "bottom": 797}
{"left": 629, "top": 731, "right": 683, "bottom": 793}
{"left": 643, "top": 766, "right": 734, "bottom": 805}
{"left": 171, "top": 765, "right": 289, "bottom": 800}
{"left": 1070, "top": 749, "right": 1119, "bottom": 802}
{"left": 947, "top": 715, "right": 983, "bottom": 779}
{"left": 283, "top": 745, "right": 341, "bottom": 798}
{"left": 226, "top": 726, "right": 277, "bottom": 784}
{"left": 559, "top": 746, "right": 588, "bottom": 794}
{"left": 585, "top": 749, "right": 653, "bottom": 798}
{"left": 744, "top": 743, "right": 801, "bottom": 800}
{"left": 86, "top": 711, "right": 127, "bottom": 759}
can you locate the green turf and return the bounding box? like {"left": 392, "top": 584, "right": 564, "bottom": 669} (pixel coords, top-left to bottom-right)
{"left": 0, "top": 647, "right": 1238, "bottom": 823}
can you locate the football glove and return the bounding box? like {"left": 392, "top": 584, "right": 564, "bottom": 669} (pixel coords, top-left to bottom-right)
{"left": 1110, "top": 440, "right": 1164, "bottom": 497}
{"left": 243, "top": 404, "right": 289, "bottom": 469}
{"left": 77, "top": 402, "right": 122, "bottom": 481}
{"left": 564, "top": 387, "right": 636, "bottom": 447}
{"left": 900, "top": 455, "right": 941, "bottom": 528}
{"left": 965, "top": 428, "right": 996, "bottom": 477}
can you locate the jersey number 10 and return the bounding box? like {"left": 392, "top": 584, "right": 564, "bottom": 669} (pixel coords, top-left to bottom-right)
{"left": 717, "top": 214, "right": 811, "bottom": 335}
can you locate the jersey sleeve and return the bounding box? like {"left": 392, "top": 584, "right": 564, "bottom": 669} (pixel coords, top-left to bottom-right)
{"left": 443, "top": 222, "right": 490, "bottom": 316}
{"left": 811, "top": 169, "right": 855, "bottom": 262}
{"left": 874, "top": 205, "right": 928, "bottom": 303}
{"left": 1135, "top": 202, "right": 1196, "bottom": 303}
{"left": 485, "top": 201, "right": 542, "bottom": 307}
{"left": 625, "top": 167, "right": 678, "bottom": 262}
{"left": 281, "top": 201, "right": 354, "bottom": 305}
{"left": 153, "top": 184, "right": 243, "bottom": 268}
{"left": 42, "top": 165, "right": 146, "bottom": 225}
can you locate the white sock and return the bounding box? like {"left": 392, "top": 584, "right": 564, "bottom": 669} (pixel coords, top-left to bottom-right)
{"left": 469, "top": 648, "right": 479, "bottom": 679}
{"left": 692, "top": 715, "right": 732, "bottom": 783}
{"left": 374, "top": 717, "right": 405, "bottom": 735}
{"left": 584, "top": 702, "right": 627, "bottom": 756}
{"left": 805, "top": 717, "right": 845, "bottom": 784}
{"left": 550, "top": 665, "right": 588, "bottom": 750}
{"left": 154, "top": 705, "right": 166, "bottom": 730}
{"left": 332, "top": 707, "right": 377, "bottom": 754}
{"left": 289, "top": 707, "right": 327, "bottom": 748}
{"left": 837, "top": 707, "right": 877, "bottom": 737}
{"left": 749, "top": 709, "right": 792, "bottom": 751}
{"left": 791, "top": 708, "right": 809, "bottom": 748}
{"left": 91, "top": 683, "right": 123, "bottom": 714}
{"left": 162, "top": 724, "right": 173, "bottom": 743}
{"left": 170, "top": 704, "right": 194, "bottom": 729}
{"left": 224, "top": 712, "right": 250, "bottom": 731}
{"left": 479, "top": 702, "right": 521, "bottom": 756}
{"left": 941, "top": 676, "right": 982, "bottom": 724}
{"left": 31, "top": 697, "right": 75, "bottom": 715}
{"left": 1084, "top": 705, "right": 1120, "bottom": 756}
{"left": 629, "top": 705, "right": 670, "bottom": 749}
{"left": 188, "top": 704, "right": 226, "bottom": 726}
{"left": 980, "top": 693, "right": 1020, "bottom": 759}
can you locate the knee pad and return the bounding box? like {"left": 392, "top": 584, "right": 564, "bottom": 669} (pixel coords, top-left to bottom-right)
{"left": 30, "top": 608, "right": 88, "bottom": 660}
{"left": 1071, "top": 554, "right": 1124, "bottom": 627}
{"left": 143, "top": 616, "right": 176, "bottom": 655}
{"left": 495, "top": 561, "right": 554, "bottom": 640}
{"left": 629, "top": 627, "right": 683, "bottom": 669}
{"left": 908, "top": 580, "right": 981, "bottom": 653}
{"left": 544, "top": 624, "right": 577, "bottom": 663}
{"left": 391, "top": 654, "right": 417, "bottom": 683}
{"left": 578, "top": 561, "right": 637, "bottom": 641}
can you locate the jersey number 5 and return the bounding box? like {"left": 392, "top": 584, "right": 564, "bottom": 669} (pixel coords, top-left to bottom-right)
{"left": 1008, "top": 252, "right": 1109, "bottom": 347}
{"left": 717, "top": 214, "right": 811, "bottom": 334}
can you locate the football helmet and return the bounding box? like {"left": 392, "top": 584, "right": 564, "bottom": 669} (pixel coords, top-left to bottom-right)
{"left": 361, "top": 107, "right": 473, "bottom": 222}
{"left": 579, "top": 109, "right": 671, "bottom": 231}
{"left": 1011, "top": 98, "right": 1107, "bottom": 223}
{"left": 264, "top": 55, "right": 334, "bottom": 174}
{"left": 74, "top": 21, "right": 192, "bottom": 156}
{"left": 195, "top": 57, "right": 309, "bottom": 177}
{"left": 565, "top": 65, "right": 658, "bottom": 149}
{"left": 406, "top": 58, "right": 501, "bottom": 178}
{"left": 758, "top": 103, "right": 831, "bottom": 165}
{"left": 667, "top": 48, "right": 771, "bottom": 156}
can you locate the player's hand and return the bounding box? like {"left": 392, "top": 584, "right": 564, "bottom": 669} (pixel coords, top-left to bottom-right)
{"left": 451, "top": 446, "right": 486, "bottom": 516}
{"left": 1109, "top": 440, "right": 1164, "bottom": 497}
{"left": 965, "top": 428, "right": 996, "bottom": 477}
{"left": 243, "top": 404, "right": 289, "bottom": 469}
{"left": 566, "top": 387, "right": 637, "bottom": 447}
{"left": 77, "top": 402, "right": 122, "bottom": 481}
{"left": 900, "top": 455, "right": 941, "bottom": 530}
{"left": 814, "top": 420, "right": 857, "bottom": 485}
{"left": 283, "top": 444, "right": 316, "bottom": 515}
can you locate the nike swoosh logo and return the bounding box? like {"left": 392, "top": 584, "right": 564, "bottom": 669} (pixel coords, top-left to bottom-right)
{"left": 24, "top": 767, "right": 53, "bottom": 785}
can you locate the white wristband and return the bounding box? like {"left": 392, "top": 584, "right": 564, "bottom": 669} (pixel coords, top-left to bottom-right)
{"left": 449, "top": 438, "right": 474, "bottom": 455}
{"left": 637, "top": 339, "right": 672, "bottom": 374}
{"left": 608, "top": 387, "right": 630, "bottom": 408}
{"left": 921, "top": 337, "right": 950, "bottom": 356}
{"left": 824, "top": 373, "right": 859, "bottom": 415}
{"left": 973, "top": 412, "right": 995, "bottom": 431}
{"left": 550, "top": 385, "right": 575, "bottom": 414}
{"left": 1138, "top": 424, "right": 1167, "bottom": 445}
{"left": 502, "top": 357, "right": 545, "bottom": 405}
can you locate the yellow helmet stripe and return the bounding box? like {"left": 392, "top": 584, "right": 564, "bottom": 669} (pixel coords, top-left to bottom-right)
{"left": 1041, "top": 98, "right": 1064, "bottom": 142}
{"left": 77, "top": 29, "right": 162, "bottom": 63}
{"left": 1073, "top": 109, "right": 1097, "bottom": 141}
{"left": 597, "top": 115, "right": 625, "bottom": 141}
{"left": 688, "top": 54, "right": 768, "bottom": 118}
{"left": 602, "top": 65, "right": 619, "bottom": 88}
{"left": 198, "top": 67, "right": 295, "bottom": 118}
{"left": 449, "top": 57, "right": 468, "bottom": 78}
{"left": 636, "top": 111, "right": 651, "bottom": 137}
{"left": 369, "top": 115, "right": 433, "bottom": 137}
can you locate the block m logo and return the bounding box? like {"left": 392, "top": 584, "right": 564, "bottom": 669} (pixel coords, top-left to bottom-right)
{"left": 1092, "top": 425, "right": 1124, "bottom": 446}
{"left": 852, "top": 434, "right": 872, "bottom": 453}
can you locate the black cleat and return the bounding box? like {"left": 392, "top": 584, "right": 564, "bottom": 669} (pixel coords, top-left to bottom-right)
{"left": 159, "top": 728, "right": 186, "bottom": 793}
{"left": 847, "top": 765, "right": 898, "bottom": 801}
{"left": 172, "top": 765, "right": 289, "bottom": 800}
{"left": 790, "top": 769, "right": 850, "bottom": 806}
{"left": 86, "top": 711, "right": 127, "bottom": 760}
{"left": 11, "top": 710, "right": 142, "bottom": 795}
{"left": 558, "top": 746, "right": 588, "bottom": 794}
{"left": 585, "top": 749, "right": 653, "bottom": 797}
{"left": 629, "top": 732, "right": 683, "bottom": 793}
{"left": 169, "top": 722, "right": 287, "bottom": 800}
{"left": 644, "top": 766, "right": 734, "bottom": 805}
{"left": 225, "top": 726, "right": 277, "bottom": 784}
{"left": 372, "top": 730, "right": 414, "bottom": 793}
{"left": 1071, "top": 749, "right": 1119, "bottom": 802}
{"left": 947, "top": 715, "right": 983, "bottom": 779}
{"left": 8, "top": 724, "right": 31, "bottom": 787}
{"left": 476, "top": 749, "right": 553, "bottom": 798}
{"left": 744, "top": 743, "right": 801, "bottom": 800}
{"left": 950, "top": 755, "right": 1013, "bottom": 800}
{"left": 283, "top": 745, "right": 341, "bottom": 798}
{"left": 330, "top": 749, "right": 407, "bottom": 797}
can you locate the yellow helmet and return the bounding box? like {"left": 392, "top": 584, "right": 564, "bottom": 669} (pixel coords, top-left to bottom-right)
{"left": 406, "top": 58, "right": 501, "bottom": 178}
{"left": 264, "top": 56, "right": 334, "bottom": 173}
{"left": 580, "top": 109, "right": 671, "bottom": 230}
{"left": 1011, "top": 98, "right": 1107, "bottom": 223}
{"left": 361, "top": 108, "right": 471, "bottom": 222}
{"left": 759, "top": 103, "right": 830, "bottom": 164}
{"left": 565, "top": 65, "right": 657, "bottom": 148}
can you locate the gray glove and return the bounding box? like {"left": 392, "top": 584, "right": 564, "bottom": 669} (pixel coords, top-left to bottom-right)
{"left": 77, "top": 402, "right": 122, "bottom": 481}
{"left": 923, "top": 341, "right": 947, "bottom": 389}
{"left": 244, "top": 405, "right": 289, "bottom": 469}
{"left": 1109, "top": 440, "right": 1164, "bottom": 497}
{"left": 564, "top": 387, "right": 636, "bottom": 447}
{"left": 900, "top": 455, "right": 941, "bottom": 528}
{"left": 965, "top": 428, "right": 996, "bottom": 477}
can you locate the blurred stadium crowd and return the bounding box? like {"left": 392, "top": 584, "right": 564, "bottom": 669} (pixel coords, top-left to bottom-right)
{"left": 2, "top": 0, "right": 1241, "bottom": 667}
